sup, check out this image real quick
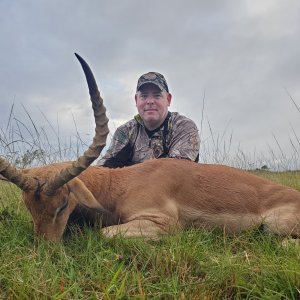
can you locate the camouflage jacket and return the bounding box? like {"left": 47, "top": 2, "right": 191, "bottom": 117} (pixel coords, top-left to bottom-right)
{"left": 97, "top": 112, "right": 200, "bottom": 168}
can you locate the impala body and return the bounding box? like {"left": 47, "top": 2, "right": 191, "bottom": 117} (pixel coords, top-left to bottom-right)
{"left": 1, "top": 54, "right": 300, "bottom": 241}
{"left": 20, "top": 158, "right": 300, "bottom": 240}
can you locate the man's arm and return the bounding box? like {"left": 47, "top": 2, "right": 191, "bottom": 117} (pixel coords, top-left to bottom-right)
{"left": 97, "top": 126, "right": 132, "bottom": 168}
{"left": 168, "top": 116, "right": 200, "bottom": 162}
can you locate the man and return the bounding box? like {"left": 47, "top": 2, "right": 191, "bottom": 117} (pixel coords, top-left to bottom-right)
{"left": 97, "top": 72, "right": 200, "bottom": 168}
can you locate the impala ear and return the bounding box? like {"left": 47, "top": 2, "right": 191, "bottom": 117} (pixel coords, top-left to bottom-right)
{"left": 0, "top": 174, "right": 8, "bottom": 182}
{"left": 67, "top": 178, "right": 103, "bottom": 209}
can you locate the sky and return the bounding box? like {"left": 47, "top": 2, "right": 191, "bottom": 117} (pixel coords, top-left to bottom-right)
{"left": 1, "top": 0, "right": 300, "bottom": 169}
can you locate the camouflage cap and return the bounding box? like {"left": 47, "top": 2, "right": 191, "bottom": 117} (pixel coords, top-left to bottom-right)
{"left": 136, "top": 72, "right": 169, "bottom": 92}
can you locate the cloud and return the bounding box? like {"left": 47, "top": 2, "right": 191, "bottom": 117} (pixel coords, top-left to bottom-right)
{"left": 0, "top": 0, "right": 300, "bottom": 168}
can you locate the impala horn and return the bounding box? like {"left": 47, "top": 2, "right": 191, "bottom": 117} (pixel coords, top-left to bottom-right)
{"left": 43, "top": 53, "right": 109, "bottom": 195}
{"left": 0, "top": 157, "right": 37, "bottom": 191}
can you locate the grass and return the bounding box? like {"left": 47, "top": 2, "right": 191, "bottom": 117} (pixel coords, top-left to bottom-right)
{"left": 1, "top": 173, "right": 300, "bottom": 299}
{"left": 1, "top": 103, "right": 300, "bottom": 298}
{"left": 2, "top": 102, "right": 300, "bottom": 171}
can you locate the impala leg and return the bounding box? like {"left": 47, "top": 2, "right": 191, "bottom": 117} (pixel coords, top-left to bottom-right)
{"left": 264, "top": 206, "right": 300, "bottom": 237}
{"left": 101, "top": 219, "right": 173, "bottom": 239}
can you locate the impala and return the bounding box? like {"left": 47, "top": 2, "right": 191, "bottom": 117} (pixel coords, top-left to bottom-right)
{"left": 1, "top": 54, "right": 300, "bottom": 241}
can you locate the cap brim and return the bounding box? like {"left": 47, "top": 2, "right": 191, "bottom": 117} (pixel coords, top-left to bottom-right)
{"left": 137, "top": 81, "right": 164, "bottom": 92}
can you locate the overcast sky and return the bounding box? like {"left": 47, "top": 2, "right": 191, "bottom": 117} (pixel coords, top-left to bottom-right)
{"left": 1, "top": 0, "right": 300, "bottom": 168}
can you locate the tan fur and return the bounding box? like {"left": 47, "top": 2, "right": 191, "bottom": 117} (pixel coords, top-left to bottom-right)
{"left": 19, "top": 158, "right": 300, "bottom": 241}
{"left": 2, "top": 54, "right": 300, "bottom": 241}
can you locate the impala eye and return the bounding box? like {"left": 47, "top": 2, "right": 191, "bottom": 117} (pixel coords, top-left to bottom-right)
{"left": 56, "top": 199, "right": 68, "bottom": 216}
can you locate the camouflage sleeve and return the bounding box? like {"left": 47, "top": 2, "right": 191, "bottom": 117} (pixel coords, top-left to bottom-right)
{"left": 97, "top": 125, "right": 132, "bottom": 168}
{"left": 168, "top": 117, "right": 200, "bottom": 162}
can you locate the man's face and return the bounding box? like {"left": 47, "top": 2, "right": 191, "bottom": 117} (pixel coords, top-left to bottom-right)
{"left": 135, "top": 83, "right": 172, "bottom": 130}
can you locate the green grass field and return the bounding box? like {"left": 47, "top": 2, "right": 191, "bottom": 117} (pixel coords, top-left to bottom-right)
{"left": 1, "top": 171, "right": 300, "bottom": 299}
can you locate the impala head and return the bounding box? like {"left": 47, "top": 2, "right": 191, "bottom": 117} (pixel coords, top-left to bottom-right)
{"left": 0, "top": 54, "right": 109, "bottom": 241}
